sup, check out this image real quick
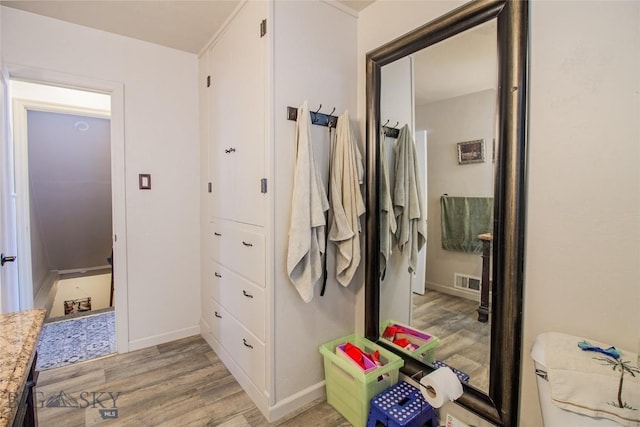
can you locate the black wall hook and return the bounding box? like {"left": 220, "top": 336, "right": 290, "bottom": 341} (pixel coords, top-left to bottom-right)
{"left": 312, "top": 104, "right": 323, "bottom": 123}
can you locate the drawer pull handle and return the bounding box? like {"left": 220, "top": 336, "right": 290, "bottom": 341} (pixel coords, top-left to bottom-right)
{"left": 214, "top": 232, "right": 222, "bottom": 237}
{"left": 242, "top": 290, "right": 254, "bottom": 298}
{"left": 214, "top": 272, "right": 222, "bottom": 278}
{"left": 214, "top": 311, "right": 222, "bottom": 318}
{"left": 224, "top": 147, "right": 236, "bottom": 154}
{"left": 242, "top": 241, "right": 253, "bottom": 247}
{"left": 243, "top": 338, "right": 253, "bottom": 349}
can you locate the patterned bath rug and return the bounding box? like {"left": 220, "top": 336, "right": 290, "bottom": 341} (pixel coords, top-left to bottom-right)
{"left": 36, "top": 310, "right": 116, "bottom": 371}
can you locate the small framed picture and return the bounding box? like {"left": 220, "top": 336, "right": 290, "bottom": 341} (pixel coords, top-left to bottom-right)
{"left": 457, "top": 139, "right": 485, "bottom": 165}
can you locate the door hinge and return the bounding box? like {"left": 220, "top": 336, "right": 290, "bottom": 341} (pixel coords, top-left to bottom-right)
{"left": 260, "top": 178, "right": 267, "bottom": 193}
{"left": 208, "top": 182, "right": 212, "bottom": 193}
{"left": 207, "top": 75, "right": 211, "bottom": 87}
{"left": 260, "top": 19, "right": 267, "bottom": 38}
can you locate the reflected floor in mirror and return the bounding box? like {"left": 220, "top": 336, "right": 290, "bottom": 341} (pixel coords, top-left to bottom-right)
{"left": 412, "top": 290, "right": 490, "bottom": 391}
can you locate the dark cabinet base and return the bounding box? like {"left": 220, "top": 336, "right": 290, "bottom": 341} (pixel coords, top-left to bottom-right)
{"left": 12, "top": 352, "right": 38, "bottom": 427}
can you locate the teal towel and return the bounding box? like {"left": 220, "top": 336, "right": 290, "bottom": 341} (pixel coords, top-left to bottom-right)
{"left": 440, "top": 196, "right": 493, "bottom": 253}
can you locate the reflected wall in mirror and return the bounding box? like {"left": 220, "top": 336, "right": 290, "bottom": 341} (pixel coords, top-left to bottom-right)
{"left": 378, "top": 21, "right": 497, "bottom": 394}
{"left": 365, "top": 1, "right": 528, "bottom": 425}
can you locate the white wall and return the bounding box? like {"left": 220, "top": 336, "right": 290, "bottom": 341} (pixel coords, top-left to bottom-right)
{"left": 359, "top": 1, "right": 640, "bottom": 426}
{"left": 416, "top": 89, "right": 495, "bottom": 296}
{"left": 272, "top": 0, "right": 358, "bottom": 403}
{"left": 1, "top": 7, "right": 201, "bottom": 348}
{"left": 521, "top": 1, "right": 640, "bottom": 425}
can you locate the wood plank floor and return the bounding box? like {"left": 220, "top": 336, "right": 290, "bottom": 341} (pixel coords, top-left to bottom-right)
{"left": 411, "top": 289, "right": 490, "bottom": 391}
{"left": 36, "top": 335, "right": 349, "bottom": 426}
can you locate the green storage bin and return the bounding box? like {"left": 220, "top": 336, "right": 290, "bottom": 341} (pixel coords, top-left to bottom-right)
{"left": 319, "top": 334, "right": 404, "bottom": 427}
{"left": 379, "top": 319, "right": 441, "bottom": 364}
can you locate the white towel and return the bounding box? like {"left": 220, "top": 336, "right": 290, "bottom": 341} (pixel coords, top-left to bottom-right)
{"left": 287, "top": 101, "right": 330, "bottom": 302}
{"left": 393, "top": 124, "right": 426, "bottom": 273}
{"left": 328, "top": 111, "right": 366, "bottom": 287}
{"left": 379, "top": 131, "right": 397, "bottom": 278}
{"left": 545, "top": 332, "right": 640, "bottom": 426}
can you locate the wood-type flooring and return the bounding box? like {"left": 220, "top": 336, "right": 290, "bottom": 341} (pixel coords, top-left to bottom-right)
{"left": 411, "top": 289, "right": 491, "bottom": 391}
{"left": 36, "top": 335, "right": 349, "bottom": 426}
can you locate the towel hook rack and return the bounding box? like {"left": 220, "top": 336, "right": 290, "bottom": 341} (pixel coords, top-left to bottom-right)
{"left": 287, "top": 104, "right": 339, "bottom": 129}
{"left": 382, "top": 120, "right": 400, "bottom": 139}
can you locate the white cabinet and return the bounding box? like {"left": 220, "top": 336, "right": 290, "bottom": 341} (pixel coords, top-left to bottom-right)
{"left": 207, "top": 0, "right": 267, "bottom": 227}
{"left": 202, "top": 0, "right": 270, "bottom": 416}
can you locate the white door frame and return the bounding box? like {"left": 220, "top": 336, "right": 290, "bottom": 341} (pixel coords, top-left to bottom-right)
{"left": 0, "top": 68, "right": 20, "bottom": 313}
{"left": 411, "top": 130, "right": 428, "bottom": 295}
{"left": 8, "top": 65, "right": 129, "bottom": 352}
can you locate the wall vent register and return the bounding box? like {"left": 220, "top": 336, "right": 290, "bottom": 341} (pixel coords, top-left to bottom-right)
{"left": 454, "top": 273, "right": 480, "bottom": 292}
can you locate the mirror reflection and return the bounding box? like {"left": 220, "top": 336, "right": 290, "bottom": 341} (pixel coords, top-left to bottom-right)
{"left": 378, "top": 21, "right": 497, "bottom": 393}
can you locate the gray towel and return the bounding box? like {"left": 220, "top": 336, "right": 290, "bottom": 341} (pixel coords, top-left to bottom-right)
{"left": 379, "top": 130, "right": 397, "bottom": 277}
{"left": 328, "top": 111, "right": 366, "bottom": 287}
{"left": 393, "top": 125, "right": 426, "bottom": 273}
{"left": 440, "top": 196, "right": 493, "bottom": 253}
{"left": 287, "top": 101, "right": 330, "bottom": 302}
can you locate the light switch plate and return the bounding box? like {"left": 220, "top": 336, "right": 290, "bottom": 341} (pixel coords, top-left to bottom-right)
{"left": 139, "top": 174, "right": 151, "bottom": 190}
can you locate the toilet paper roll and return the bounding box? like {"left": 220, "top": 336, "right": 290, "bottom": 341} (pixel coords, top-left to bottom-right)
{"left": 419, "top": 367, "right": 464, "bottom": 408}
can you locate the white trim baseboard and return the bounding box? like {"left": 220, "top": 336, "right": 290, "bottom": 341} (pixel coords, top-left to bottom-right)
{"left": 33, "top": 270, "right": 59, "bottom": 315}
{"left": 57, "top": 265, "right": 111, "bottom": 275}
{"left": 267, "top": 381, "right": 327, "bottom": 423}
{"left": 425, "top": 281, "right": 480, "bottom": 301}
{"left": 128, "top": 324, "right": 201, "bottom": 352}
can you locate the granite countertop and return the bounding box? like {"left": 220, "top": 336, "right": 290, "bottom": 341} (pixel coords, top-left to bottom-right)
{"left": 0, "top": 309, "right": 46, "bottom": 427}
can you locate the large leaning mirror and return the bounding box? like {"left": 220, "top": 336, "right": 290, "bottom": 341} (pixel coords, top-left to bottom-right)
{"left": 365, "top": 1, "right": 528, "bottom": 425}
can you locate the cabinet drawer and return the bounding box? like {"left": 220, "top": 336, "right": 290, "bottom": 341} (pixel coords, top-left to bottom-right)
{"left": 210, "top": 298, "right": 265, "bottom": 391}
{"left": 210, "top": 261, "right": 265, "bottom": 341}
{"left": 210, "top": 222, "right": 265, "bottom": 286}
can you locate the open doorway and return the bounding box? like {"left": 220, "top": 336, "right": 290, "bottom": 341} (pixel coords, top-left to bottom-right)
{"left": 10, "top": 80, "right": 121, "bottom": 367}
{"left": 11, "top": 81, "right": 112, "bottom": 317}
{"left": 27, "top": 109, "right": 113, "bottom": 319}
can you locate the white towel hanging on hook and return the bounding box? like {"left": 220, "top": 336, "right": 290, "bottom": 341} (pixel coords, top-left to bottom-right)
{"left": 286, "top": 101, "right": 330, "bottom": 303}
{"left": 328, "top": 110, "right": 366, "bottom": 287}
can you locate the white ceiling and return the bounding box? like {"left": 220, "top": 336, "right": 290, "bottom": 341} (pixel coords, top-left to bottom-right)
{"left": 0, "top": 0, "right": 374, "bottom": 54}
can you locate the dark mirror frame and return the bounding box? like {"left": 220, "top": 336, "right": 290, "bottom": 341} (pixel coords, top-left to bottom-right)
{"left": 364, "top": 0, "right": 528, "bottom": 425}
